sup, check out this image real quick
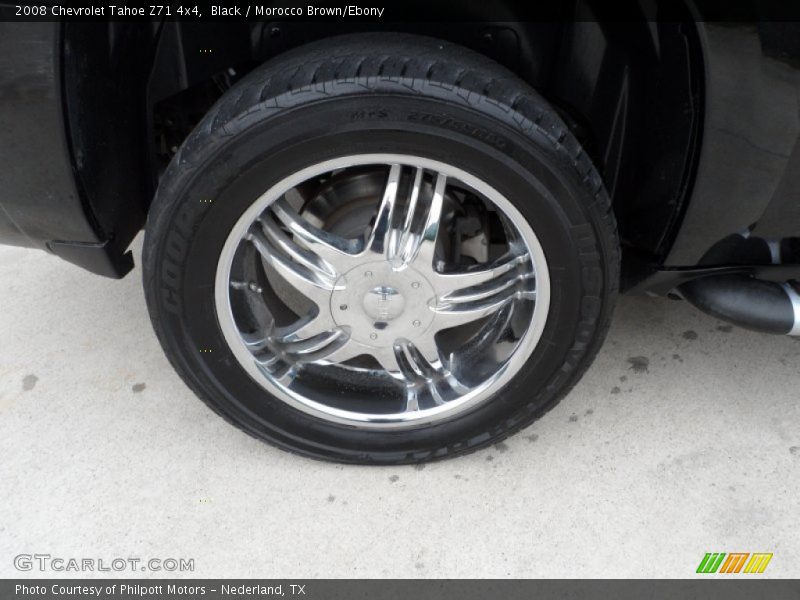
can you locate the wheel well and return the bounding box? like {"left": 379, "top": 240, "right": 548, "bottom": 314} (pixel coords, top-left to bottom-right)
{"left": 64, "top": 1, "right": 703, "bottom": 279}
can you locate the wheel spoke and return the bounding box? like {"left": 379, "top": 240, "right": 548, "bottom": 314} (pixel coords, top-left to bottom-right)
{"left": 271, "top": 317, "right": 356, "bottom": 364}
{"left": 365, "top": 164, "right": 402, "bottom": 256}
{"left": 243, "top": 312, "right": 345, "bottom": 360}
{"left": 241, "top": 330, "right": 270, "bottom": 351}
{"left": 410, "top": 171, "right": 446, "bottom": 269}
{"left": 393, "top": 339, "right": 470, "bottom": 410}
{"left": 447, "top": 302, "right": 516, "bottom": 374}
{"left": 386, "top": 167, "right": 422, "bottom": 266}
{"left": 388, "top": 170, "right": 446, "bottom": 270}
{"left": 240, "top": 313, "right": 363, "bottom": 376}
{"left": 472, "top": 301, "right": 517, "bottom": 347}
{"left": 249, "top": 347, "right": 296, "bottom": 385}
{"left": 430, "top": 288, "right": 534, "bottom": 331}
{"left": 259, "top": 215, "right": 337, "bottom": 280}
{"left": 270, "top": 198, "right": 363, "bottom": 272}
{"left": 429, "top": 253, "right": 535, "bottom": 332}
{"left": 277, "top": 329, "right": 348, "bottom": 359}
{"left": 246, "top": 227, "right": 340, "bottom": 306}
{"left": 432, "top": 252, "right": 532, "bottom": 296}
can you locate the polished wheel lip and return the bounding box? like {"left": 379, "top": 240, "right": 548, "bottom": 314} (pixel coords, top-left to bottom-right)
{"left": 214, "top": 154, "right": 551, "bottom": 430}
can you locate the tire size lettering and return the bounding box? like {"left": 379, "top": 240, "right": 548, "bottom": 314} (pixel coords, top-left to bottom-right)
{"left": 408, "top": 112, "right": 508, "bottom": 149}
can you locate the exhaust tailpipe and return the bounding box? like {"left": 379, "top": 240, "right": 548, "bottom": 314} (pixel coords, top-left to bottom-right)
{"left": 679, "top": 275, "right": 800, "bottom": 336}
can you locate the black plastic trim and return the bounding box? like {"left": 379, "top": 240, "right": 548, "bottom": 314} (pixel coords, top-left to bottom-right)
{"left": 47, "top": 239, "right": 134, "bottom": 278}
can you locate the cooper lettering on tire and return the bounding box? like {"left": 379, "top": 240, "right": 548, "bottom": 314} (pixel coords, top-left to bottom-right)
{"left": 143, "top": 33, "right": 619, "bottom": 464}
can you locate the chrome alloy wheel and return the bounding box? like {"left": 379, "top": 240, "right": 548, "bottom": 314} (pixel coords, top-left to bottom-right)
{"left": 214, "top": 154, "right": 550, "bottom": 429}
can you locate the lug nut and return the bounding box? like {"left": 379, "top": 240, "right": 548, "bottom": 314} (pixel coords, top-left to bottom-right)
{"left": 339, "top": 304, "right": 348, "bottom": 311}
{"left": 411, "top": 281, "right": 420, "bottom": 289}
{"left": 365, "top": 271, "right": 373, "bottom": 278}
{"left": 412, "top": 320, "right": 421, "bottom": 327}
{"left": 370, "top": 333, "right": 378, "bottom": 340}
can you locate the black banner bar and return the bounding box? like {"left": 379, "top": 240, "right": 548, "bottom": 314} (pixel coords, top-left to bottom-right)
{"left": 5, "top": 0, "right": 800, "bottom": 22}
{"left": 2, "top": 580, "right": 800, "bottom": 600}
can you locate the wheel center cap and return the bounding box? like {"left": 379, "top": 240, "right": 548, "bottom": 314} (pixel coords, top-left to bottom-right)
{"left": 362, "top": 285, "right": 405, "bottom": 324}
{"left": 330, "top": 261, "right": 436, "bottom": 346}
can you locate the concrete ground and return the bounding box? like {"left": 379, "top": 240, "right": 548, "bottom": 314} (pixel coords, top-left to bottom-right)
{"left": 0, "top": 236, "right": 798, "bottom": 579}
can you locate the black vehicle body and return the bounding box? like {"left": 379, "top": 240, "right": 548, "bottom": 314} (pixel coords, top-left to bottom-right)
{"left": 1, "top": 4, "right": 799, "bottom": 300}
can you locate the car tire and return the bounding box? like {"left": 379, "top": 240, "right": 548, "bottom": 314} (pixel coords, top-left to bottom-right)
{"left": 142, "top": 32, "right": 619, "bottom": 464}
